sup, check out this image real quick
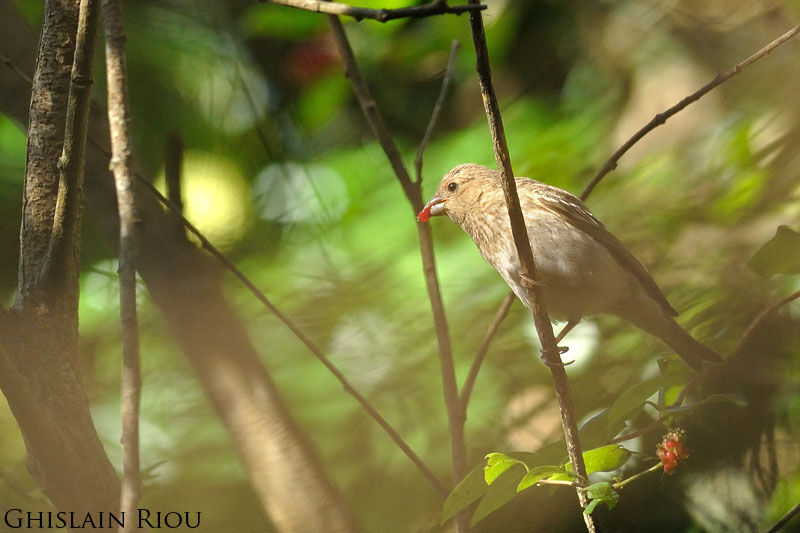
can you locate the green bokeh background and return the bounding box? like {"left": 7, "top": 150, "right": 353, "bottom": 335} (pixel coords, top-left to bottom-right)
{"left": 2, "top": 1, "right": 800, "bottom": 531}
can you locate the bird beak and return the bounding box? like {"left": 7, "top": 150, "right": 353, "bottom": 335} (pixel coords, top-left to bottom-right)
{"left": 417, "top": 197, "right": 446, "bottom": 222}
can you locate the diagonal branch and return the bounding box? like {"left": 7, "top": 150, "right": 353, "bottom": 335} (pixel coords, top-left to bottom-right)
{"left": 581, "top": 24, "right": 800, "bottom": 201}
{"left": 460, "top": 292, "right": 513, "bottom": 409}
{"left": 415, "top": 39, "right": 460, "bottom": 183}
{"left": 109, "top": 141, "right": 448, "bottom": 499}
{"left": 766, "top": 499, "right": 800, "bottom": 533}
{"left": 466, "top": 1, "right": 598, "bottom": 530}
{"left": 326, "top": 12, "right": 466, "bottom": 504}
{"left": 260, "top": 0, "right": 485, "bottom": 23}
{"left": 735, "top": 289, "right": 800, "bottom": 354}
{"left": 0, "top": 5, "right": 360, "bottom": 527}
{"left": 3, "top": 6, "right": 448, "bottom": 499}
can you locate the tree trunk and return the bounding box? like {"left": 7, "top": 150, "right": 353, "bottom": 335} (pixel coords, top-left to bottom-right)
{"left": 0, "top": 0, "right": 121, "bottom": 517}
{"left": 0, "top": 2, "right": 359, "bottom": 531}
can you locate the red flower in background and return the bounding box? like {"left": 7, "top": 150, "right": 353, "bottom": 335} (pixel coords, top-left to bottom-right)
{"left": 286, "top": 35, "right": 338, "bottom": 85}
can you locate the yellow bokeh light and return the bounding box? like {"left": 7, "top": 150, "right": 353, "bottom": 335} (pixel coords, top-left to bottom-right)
{"left": 156, "top": 151, "right": 252, "bottom": 250}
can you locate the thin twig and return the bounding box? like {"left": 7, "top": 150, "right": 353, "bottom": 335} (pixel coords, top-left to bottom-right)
{"left": 534, "top": 478, "right": 576, "bottom": 487}
{"left": 260, "top": 0, "right": 485, "bottom": 23}
{"left": 609, "top": 416, "right": 666, "bottom": 445}
{"left": 164, "top": 132, "right": 184, "bottom": 214}
{"left": 581, "top": 24, "right": 800, "bottom": 201}
{"left": 668, "top": 289, "right": 800, "bottom": 409}
{"left": 610, "top": 290, "right": 800, "bottom": 446}
{"left": 44, "top": 0, "right": 100, "bottom": 289}
{"left": 326, "top": 13, "right": 465, "bottom": 502}
{"left": 83, "top": 132, "right": 448, "bottom": 497}
{"left": 460, "top": 292, "right": 514, "bottom": 408}
{"left": 2, "top": 25, "right": 447, "bottom": 498}
{"left": 0, "top": 52, "right": 32, "bottom": 84}
{"left": 735, "top": 289, "right": 800, "bottom": 354}
{"left": 101, "top": 0, "right": 141, "bottom": 527}
{"left": 766, "top": 500, "right": 800, "bottom": 533}
{"left": 612, "top": 461, "right": 662, "bottom": 490}
{"left": 415, "top": 40, "right": 460, "bottom": 183}
{"left": 466, "top": 2, "right": 598, "bottom": 531}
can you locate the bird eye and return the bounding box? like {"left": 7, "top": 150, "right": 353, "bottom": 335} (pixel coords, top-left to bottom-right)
{"left": 447, "top": 182, "right": 458, "bottom": 192}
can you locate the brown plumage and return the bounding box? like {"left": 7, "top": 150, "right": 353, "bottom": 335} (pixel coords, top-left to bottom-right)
{"left": 419, "top": 163, "right": 722, "bottom": 371}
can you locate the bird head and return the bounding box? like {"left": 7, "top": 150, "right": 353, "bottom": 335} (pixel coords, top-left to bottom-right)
{"left": 417, "top": 163, "right": 499, "bottom": 224}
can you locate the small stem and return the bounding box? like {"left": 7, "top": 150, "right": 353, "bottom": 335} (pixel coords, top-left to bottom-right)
{"left": 164, "top": 132, "right": 184, "bottom": 213}
{"left": 460, "top": 291, "right": 514, "bottom": 408}
{"left": 260, "top": 0, "right": 485, "bottom": 23}
{"left": 734, "top": 289, "right": 800, "bottom": 354}
{"left": 101, "top": 0, "right": 142, "bottom": 527}
{"left": 415, "top": 40, "right": 460, "bottom": 183}
{"left": 765, "top": 499, "right": 800, "bottom": 533}
{"left": 466, "top": 2, "right": 598, "bottom": 531}
{"left": 612, "top": 462, "right": 662, "bottom": 490}
{"left": 327, "top": 14, "right": 462, "bottom": 503}
{"left": 535, "top": 478, "right": 576, "bottom": 487}
{"left": 581, "top": 24, "right": 800, "bottom": 201}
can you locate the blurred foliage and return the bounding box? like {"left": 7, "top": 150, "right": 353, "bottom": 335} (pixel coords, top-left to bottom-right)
{"left": 2, "top": 0, "right": 800, "bottom": 531}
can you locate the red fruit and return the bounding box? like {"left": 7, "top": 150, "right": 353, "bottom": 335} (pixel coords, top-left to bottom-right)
{"left": 417, "top": 206, "right": 431, "bottom": 223}
{"left": 657, "top": 428, "right": 689, "bottom": 474}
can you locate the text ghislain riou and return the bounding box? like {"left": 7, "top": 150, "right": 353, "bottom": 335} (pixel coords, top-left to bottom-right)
{"left": 3, "top": 508, "right": 201, "bottom": 529}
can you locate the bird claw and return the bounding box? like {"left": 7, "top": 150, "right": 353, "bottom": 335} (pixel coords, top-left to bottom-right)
{"left": 542, "top": 358, "right": 575, "bottom": 368}
{"left": 540, "top": 348, "right": 574, "bottom": 367}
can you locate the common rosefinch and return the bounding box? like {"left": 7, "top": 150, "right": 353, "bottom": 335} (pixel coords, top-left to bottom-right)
{"left": 418, "top": 163, "right": 722, "bottom": 371}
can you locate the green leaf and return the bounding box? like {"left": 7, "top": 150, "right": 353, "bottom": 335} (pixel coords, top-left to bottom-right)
{"left": 562, "top": 445, "right": 630, "bottom": 477}
{"left": 579, "top": 410, "right": 618, "bottom": 449}
{"left": 748, "top": 225, "right": 800, "bottom": 278}
{"left": 440, "top": 466, "right": 489, "bottom": 525}
{"left": 665, "top": 393, "right": 748, "bottom": 414}
{"left": 517, "top": 465, "right": 569, "bottom": 491}
{"left": 485, "top": 452, "right": 527, "bottom": 485}
{"left": 471, "top": 466, "right": 527, "bottom": 526}
{"left": 452, "top": 443, "right": 577, "bottom": 524}
{"left": 583, "top": 444, "right": 631, "bottom": 474}
{"left": 606, "top": 377, "right": 662, "bottom": 433}
{"left": 582, "top": 481, "right": 619, "bottom": 513}
{"left": 584, "top": 498, "right": 602, "bottom": 515}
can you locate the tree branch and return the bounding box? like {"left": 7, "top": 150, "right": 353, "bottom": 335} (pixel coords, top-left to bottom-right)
{"left": 260, "top": 0, "right": 485, "bottom": 23}
{"left": 581, "top": 24, "right": 800, "bottom": 201}
{"left": 45, "top": 0, "right": 99, "bottom": 299}
{"left": 460, "top": 291, "right": 514, "bottom": 409}
{"left": 766, "top": 499, "right": 800, "bottom": 533}
{"left": 129, "top": 164, "right": 447, "bottom": 498}
{"left": 0, "top": 0, "right": 120, "bottom": 514}
{"left": 735, "top": 289, "right": 800, "bottom": 354}
{"left": 326, "top": 11, "right": 466, "bottom": 509}
{"left": 0, "top": 4, "right": 362, "bottom": 527}
{"left": 100, "top": 0, "right": 142, "bottom": 525}
{"left": 466, "top": 2, "right": 599, "bottom": 530}
{"left": 415, "top": 40, "right": 459, "bottom": 183}
{"left": 164, "top": 132, "right": 184, "bottom": 214}
{"left": 0, "top": 51, "right": 32, "bottom": 84}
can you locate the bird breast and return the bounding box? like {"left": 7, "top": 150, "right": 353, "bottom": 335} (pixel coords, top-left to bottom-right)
{"left": 456, "top": 204, "right": 639, "bottom": 322}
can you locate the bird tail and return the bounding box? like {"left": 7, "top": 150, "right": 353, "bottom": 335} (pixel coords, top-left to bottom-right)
{"left": 659, "top": 320, "right": 724, "bottom": 372}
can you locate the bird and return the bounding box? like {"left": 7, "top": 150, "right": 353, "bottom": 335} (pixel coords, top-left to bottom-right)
{"left": 417, "top": 163, "right": 722, "bottom": 372}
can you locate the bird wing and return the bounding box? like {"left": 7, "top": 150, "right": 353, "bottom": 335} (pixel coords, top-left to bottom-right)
{"left": 529, "top": 181, "right": 678, "bottom": 317}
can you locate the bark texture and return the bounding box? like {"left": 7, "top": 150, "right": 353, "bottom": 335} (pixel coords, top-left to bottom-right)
{"left": 0, "top": 1, "right": 358, "bottom": 530}
{"left": 1, "top": 0, "right": 121, "bottom": 516}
